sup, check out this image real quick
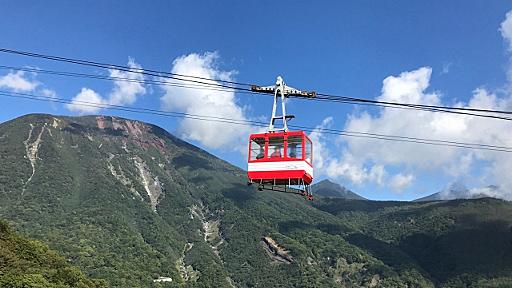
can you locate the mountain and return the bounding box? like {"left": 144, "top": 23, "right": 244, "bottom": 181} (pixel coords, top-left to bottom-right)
{"left": 313, "top": 197, "right": 512, "bottom": 287}
{"left": 414, "top": 192, "right": 443, "bottom": 202}
{"left": 0, "top": 114, "right": 380, "bottom": 287}
{"left": 414, "top": 183, "right": 499, "bottom": 202}
{"left": 312, "top": 179, "right": 366, "bottom": 200}
{"left": 1, "top": 113, "right": 512, "bottom": 287}
{"left": 0, "top": 219, "right": 107, "bottom": 287}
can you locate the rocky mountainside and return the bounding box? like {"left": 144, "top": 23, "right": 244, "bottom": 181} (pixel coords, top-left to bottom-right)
{"left": 312, "top": 179, "right": 366, "bottom": 200}
{"left": 1, "top": 114, "right": 512, "bottom": 288}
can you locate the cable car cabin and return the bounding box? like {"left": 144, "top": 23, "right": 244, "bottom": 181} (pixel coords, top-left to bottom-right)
{"left": 247, "top": 131, "right": 313, "bottom": 186}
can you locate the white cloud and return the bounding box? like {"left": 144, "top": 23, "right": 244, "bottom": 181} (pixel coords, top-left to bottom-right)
{"left": 41, "top": 88, "right": 57, "bottom": 99}
{"left": 369, "top": 165, "right": 386, "bottom": 186}
{"left": 325, "top": 158, "right": 387, "bottom": 186}
{"left": 310, "top": 116, "right": 390, "bottom": 187}
{"left": 438, "top": 182, "right": 503, "bottom": 200}
{"left": 0, "top": 71, "right": 38, "bottom": 92}
{"left": 379, "top": 67, "right": 437, "bottom": 104}
{"left": 389, "top": 173, "right": 414, "bottom": 190}
{"left": 65, "top": 59, "right": 146, "bottom": 114}
{"left": 0, "top": 69, "right": 59, "bottom": 110}
{"left": 500, "top": 10, "right": 512, "bottom": 51}
{"left": 469, "top": 186, "right": 502, "bottom": 198}
{"left": 501, "top": 10, "right": 512, "bottom": 82}
{"left": 343, "top": 67, "right": 461, "bottom": 170}
{"left": 332, "top": 66, "right": 512, "bottom": 198}
{"left": 309, "top": 117, "right": 333, "bottom": 176}
{"left": 41, "top": 88, "right": 58, "bottom": 109}
{"left": 445, "top": 152, "right": 474, "bottom": 177}
{"left": 325, "top": 155, "right": 367, "bottom": 185}
{"left": 160, "top": 52, "right": 251, "bottom": 150}
{"left": 108, "top": 58, "right": 146, "bottom": 105}
{"left": 65, "top": 88, "right": 105, "bottom": 114}
{"left": 310, "top": 11, "right": 512, "bottom": 195}
{"left": 441, "top": 62, "right": 452, "bottom": 75}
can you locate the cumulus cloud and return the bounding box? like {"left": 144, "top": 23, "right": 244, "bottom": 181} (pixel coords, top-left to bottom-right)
{"left": 326, "top": 66, "right": 512, "bottom": 197}
{"left": 66, "top": 59, "right": 146, "bottom": 114}
{"left": 40, "top": 88, "right": 58, "bottom": 109}
{"left": 438, "top": 182, "right": 503, "bottom": 200}
{"left": 327, "top": 158, "right": 386, "bottom": 186}
{"left": 107, "top": 58, "right": 146, "bottom": 105}
{"left": 389, "top": 173, "right": 415, "bottom": 190}
{"left": 309, "top": 117, "right": 333, "bottom": 176}
{"left": 500, "top": 10, "right": 512, "bottom": 82}
{"left": 0, "top": 69, "right": 58, "bottom": 110}
{"left": 343, "top": 67, "right": 464, "bottom": 170}
{"left": 41, "top": 88, "right": 57, "bottom": 99}
{"left": 468, "top": 186, "right": 502, "bottom": 199}
{"left": 500, "top": 10, "right": 512, "bottom": 51}
{"left": 304, "top": 12, "right": 512, "bottom": 197}
{"left": 160, "top": 52, "right": 251, "bottom": 150}
{"left": 310, "top": 117, "right": 389, "bottom": 187}
{"left": 65, "top": 88, "right": 105, "bottom": 114}
{"left": 0, "top": 71, "right": 38, "bottom": 92}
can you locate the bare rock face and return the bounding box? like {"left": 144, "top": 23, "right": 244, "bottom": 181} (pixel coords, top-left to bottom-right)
{"left": 133, "top": 156, "right": 163, "bottom": 212}
{"left": 176, "top": 242, "right": 199, "bottom": 282}
{"left": 107, "top": 154, "right": 143, "bottom": 200}
{"left": 190, "top": 202, "right": 225, "bottom": 257}
{"left": 261, "top": 236, "right": 293, "bottom": 264}
{"left": 95, "top": 115, "right": 166, "bottom": 152}
{"left": 22, "top": 123, "right": 47, "bottom": 193}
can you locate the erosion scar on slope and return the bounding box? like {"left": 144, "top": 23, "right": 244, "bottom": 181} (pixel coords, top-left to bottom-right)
{"left": 22, "top": 123, "right": 46, "bottom": 195}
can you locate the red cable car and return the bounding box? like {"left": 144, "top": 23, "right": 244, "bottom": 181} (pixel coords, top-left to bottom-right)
{"left": 247, "top": 76, "right": 316, "bottom": 200}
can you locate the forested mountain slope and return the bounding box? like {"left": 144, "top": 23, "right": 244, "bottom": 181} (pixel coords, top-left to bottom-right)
{"left": 0, "top": 114, "right": 511, "bottom": 287}
{"left": 313, "top": 197, "right": 512, "bottom": 287}
{"left": 0, "top": 219, "right": 107, "bottom": 287}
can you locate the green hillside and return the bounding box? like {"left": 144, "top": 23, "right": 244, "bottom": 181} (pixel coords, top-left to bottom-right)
{"left": 0, "top": 114, "right": 511, "bottom": 287}
{"left": 314, "top": 197, "right": 512, "bottom": 287}
{"left": 0, "top": 219, "right": 107, "bottom": 287}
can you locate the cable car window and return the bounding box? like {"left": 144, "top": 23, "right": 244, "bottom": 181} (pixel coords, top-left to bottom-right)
{"left": 268, "top": 136, "right": 284, "bottom": 158}
{"left": 305, "top": 138, "right": 312, "bottom": 164}
{"left": 250, "top": 137, "right": 266, "bottom": 160}
{"left": 287, "top": 136, "right": 302, "bottom": 159}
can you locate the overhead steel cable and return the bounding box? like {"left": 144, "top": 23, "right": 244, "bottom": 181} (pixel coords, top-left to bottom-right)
{"left": 2, "top": 65, "right": 512, "bottom": 123}
{"left": 0, "top": 48, "right": 254, "bottom": 88}
{"left": 0, "top": 65, "right": 253, "bottom": 95}
{"left": 1, "top": 65, "right": 455, "bottom": 112}
{"left": 0, "top": 48, "right": 252, "bottom": 92}
{"left": 317, "top": 92, "right": 512, "bottom": 115}
{"left": 314, "top": 94, "right": 512, "bottom": 121}
{"left": 1, "top": 48, "right": 512, "bottom": 118}
{"left": 298, "top": 125, "right": 511, "bottom": 150}
{"left": 1, "top": 90, "right": 511, "bottom": 153}
{"left": 0, "top": 65, "right": 441, "bottom": 108}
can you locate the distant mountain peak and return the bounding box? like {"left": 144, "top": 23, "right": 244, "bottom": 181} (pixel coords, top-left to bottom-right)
{"left": 312, "top": 179, "right": 366, "bottom": 200}
{"left": 414, "top": 183, "right": 500, "bottom": 202}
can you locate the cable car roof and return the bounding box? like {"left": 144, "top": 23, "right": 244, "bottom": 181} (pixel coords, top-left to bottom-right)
{"left": 249, "top": 130, "right": 311, "bottom": 139}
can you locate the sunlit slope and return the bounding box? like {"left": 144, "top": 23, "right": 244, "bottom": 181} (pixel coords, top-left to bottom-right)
{"left": 0, "top": 114, "right": 510, "bottom": 287}
{"left": 0, "top": 220, "right": 107, "bottom": 287}
{"left": 314, "top": 197, "right": 512, "bottom": 287}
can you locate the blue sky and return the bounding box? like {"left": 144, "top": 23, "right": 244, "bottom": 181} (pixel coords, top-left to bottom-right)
{"left": 1, "top": 1, "right": 512, "bottom": 200}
